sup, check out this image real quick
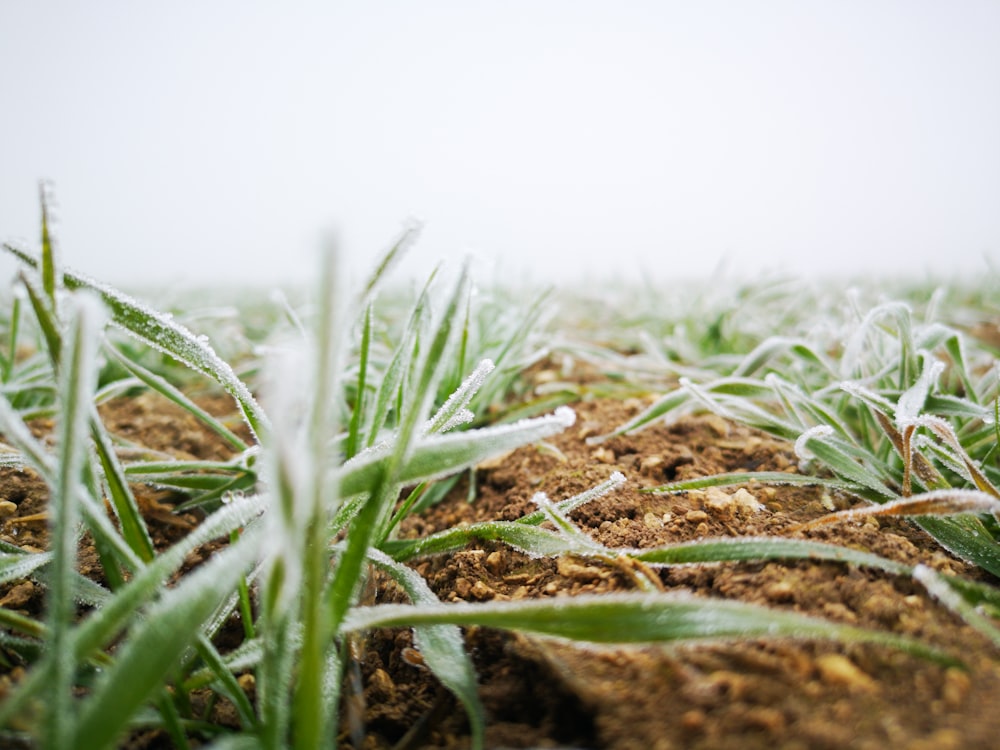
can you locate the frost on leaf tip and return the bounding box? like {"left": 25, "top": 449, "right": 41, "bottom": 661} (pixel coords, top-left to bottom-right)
{"left": 794, "top": 425, "right": 834, "bottom": 462}
{"left": 553, "top": 406, "right": 576, "bottom": 428}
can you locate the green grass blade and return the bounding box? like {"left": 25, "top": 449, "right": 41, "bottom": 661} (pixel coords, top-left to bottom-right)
{"left": 364, "top": 271, "right": 436, "bottom": 447}
{"left": 644, "top": 470, "right": 866, "bottom": 497}
{"left": 4, "top": 245, "right": 268, "bottom": 440}
{"left": 328, "top": 266, "right": 472, "bottom": 653}
{"left": 19, "top": 271, "right": 62, "bottom": 367}
{"left": 0, "top": 551, "right": 53, "bottom": 584}
{"left": 192, "top": 634, "right": 259, "bottom": 730}
{"left": 73, "top": 531, "right": 262, "bottom": 750}
{"left": 795, "top": 427, "right": 897, "bottom": 498}
{"left": 914, "top": 516, "right": 1000, "bottom": 577}
{"left": 384, "top": 470, "right": 625, "bottom": 558}
{"left": 107, "top": 345, "right": 251, "bottom": 451}
{"left": 72, "top": 496, "right": 266, "bottom": 662}
{"left": 588, "top": 389, "right": 690, "bottom": 444}
{"left": 345, "top": 301, "right": 373, "bottom": 460}
{"left": 2, "top": 292, "right": 22, "bottom": 382}
{"left": 369, "top": 550, "right": 485, "bottom": 749}
{"left": 43, "top": 295, "right": 103, "bottom": 749}
{"left": 732, "top": 337, "right": 834, "bottom": 379}
{"left": 39, "top": 183, "right": 57, "bottom": 303}
{"left": 0, "top": 501, "right": 266, "bottom": 733}
{"left": 338, "top": 406, "right": 576, "bottom": 499}
{"left": 0, "top": 384, "right": 143, "bottom": 573}
{"left": 424, "top": 358, "right": 494, "bottom": 435}
{"left": 360, "top": 222, "right": 421, "bottom": 301}
{"left": 681, "top": 377, "right": 800, "bottom": 440}
{"left": 385, "top": 519, "right": 593, "bottom": 561}
{"left": 530, "top": 492, "right": 604, "bottom": 553}
{"left": 913, "top": 564, "right": 1000, "bottom": 648}
{"left": 630, "top": 536, "right": 911, "bottom": 574}
{"left": 343, "top": 593, "right": 954, "bottom": 665}
{"left": 90, "top": 412, "right": 156, "bottom": 564}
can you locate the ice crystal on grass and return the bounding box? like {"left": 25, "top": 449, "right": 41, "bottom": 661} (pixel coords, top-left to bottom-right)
{"left": 793, "top": 424, "right": 834, "bottom": 463}
{"left": 424, "top": 357, "right": 495, "bottom": 434}
{"left": 4, "top": 244, "right": 268, "bottom": 440}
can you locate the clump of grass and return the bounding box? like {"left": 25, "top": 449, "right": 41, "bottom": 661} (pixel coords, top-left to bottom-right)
{"left": 0, "top": 193, "right": 985, "bottom": 749}
{"left": 593, "top": 280, "right": 1000, "bottom": 643}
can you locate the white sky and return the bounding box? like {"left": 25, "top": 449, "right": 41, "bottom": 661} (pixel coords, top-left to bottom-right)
{"left": 2, "top": 1, "right": 999, "bottom": 289}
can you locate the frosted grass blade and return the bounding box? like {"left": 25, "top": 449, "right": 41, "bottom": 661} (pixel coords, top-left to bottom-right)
{"left": 39, "top": 182, "right": 57, "bottom": 302}
{"left": 0, "top": 551, "right": 53, "bottom": 584}
{"left": 588, "top": 389, "right": 690, "bottom": 444}
{"left": 364, "top": 270, "right": 436, "bottom": 447}
{"left": 338, "top": 406, "right": 576, "bottom": 498}
{"left": 73, "top": 530, "right": 262, "bottom": 750}
{"left": 895, "top": 352, "right": 944, "bottom": 423}
{"left": 917, "top": 416, "right": 1000, "bottom": 497}
{"left": 798, "top": 488, "right": 1000, "bottom": 527}
{"left": 914, "top": 564, "right": 1000, "bottom": 649}
{"left": 107, "top": 346, "right": 250, "bottom": 452}
{"left": 384, "top": 520, "right": 594, "bottom": 561}
{"left": 369, "top": 550, "right": 485, "bottom": 749}
{"left": 680, "top": 377, "right": 800, "bottom": 440}
{"left": 343, "top": 593, "right": 953, "bottom": 665}
{"left": 424, "top": 358, "right": 495, "bottom": 435}
{"left": 795, "top": 427, "right": 896, "bottom": 499}
{"left": 70, "top": 495, "right": 266, "bottom": 662}
{"left": 4, "top": 245, "right": 268, "bottom": 439}
{"left": 732, "top": 337, "right": 835, "bottom": 379}
{"left": 630, "top": 536, "right": 910, "bottom": 575}
{"left": 345, "top": 301, "right": 372, "bottom": 460}
{"left": 0, "top": 380, "right": 142, "bottom": 571}
{"left": 291, "top": 245, "right": 347, "bottom": 750}
{"left": 0, "top": 498, "right": 267, "bottom": 732}
{"left": 797, "top": 489, "right": 1000, "bottom": 576}
{"left": 645, "top": 471, "right": 865, "bottom": 497}
{"left": 44, "top": 295, "right": 103, "bottom": 750}
{"left": 530, "top": 492, "right": 604, "bottom": 553}
{"left": 90, "top": 410, "right": 156, "bottom": 565}
{"left": 329, "top": 266, "right": 472, "bottom": 636}
{"left": 517, "top": 471, "right": 626, "bottom": 525}
{"left": 359, "top": 222, "right": 421, "bottom": 302}
{"left": 19, "top": 271, "right": 62, "bottom": 367}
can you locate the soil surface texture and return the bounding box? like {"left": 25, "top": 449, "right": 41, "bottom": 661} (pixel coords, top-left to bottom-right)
{"left": 2, "top": 388, "right": 999, "bottom": 749}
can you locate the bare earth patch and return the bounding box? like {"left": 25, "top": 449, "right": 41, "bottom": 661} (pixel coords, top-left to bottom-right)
{"left": 2, "top": 391, "right": 999, "bottom": 748}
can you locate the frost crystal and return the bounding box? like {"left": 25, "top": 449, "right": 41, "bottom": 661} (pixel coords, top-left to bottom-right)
{"left": 424, "top": 358, "right": 496, "bottom": 434}
{"left": 59, "top": 264, "right": 269, "bottom": 440}
{"left": 794, "top": 425, "right": 834, "bottom": 462}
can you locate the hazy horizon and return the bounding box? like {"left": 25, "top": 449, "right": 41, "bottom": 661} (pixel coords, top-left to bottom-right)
{"left": 2, "top": 1, "right": 999, "bottom": 290}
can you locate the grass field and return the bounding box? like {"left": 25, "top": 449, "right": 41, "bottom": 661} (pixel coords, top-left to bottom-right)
{"left": 1, "top": 200, "right": 1000, "bottom": 748}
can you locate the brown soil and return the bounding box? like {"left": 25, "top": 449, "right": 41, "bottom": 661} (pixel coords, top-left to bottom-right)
{"left": 2, "top": 388, "right": 1000, "bottom": 749}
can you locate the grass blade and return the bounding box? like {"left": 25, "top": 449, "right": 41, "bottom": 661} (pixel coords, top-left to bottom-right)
{"left": 4, "top": 245, "right": 268, "bottom": 440}
{"left": 90, "top": 411, "right": 156, "bottom": 565}
{"left": 369, "top": 550, "right": 485, "bottom": 749}
{"left": 73, "top": 531, "right": 262, "bottom": 750}
{"left": 343, "top": 593, "right": 955, "bottom": 665}
{"left": 107, "top": 345, "right": 251, "bottom": 452}
{"left": 338, "top": 406, "right": 576, "bottom": 500}
{"left": 42, "top": 294, "right": 104, "bottom": 749}
{"left": 644, "top": 470, "right": 865, "bottom": 497}
{"left": 630, "top": 536, "right": 910, "bottom": 575}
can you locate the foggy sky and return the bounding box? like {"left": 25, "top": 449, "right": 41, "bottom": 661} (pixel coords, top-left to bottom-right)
{"left": 2, "top": 1, "right": 999, "bottom": 289}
